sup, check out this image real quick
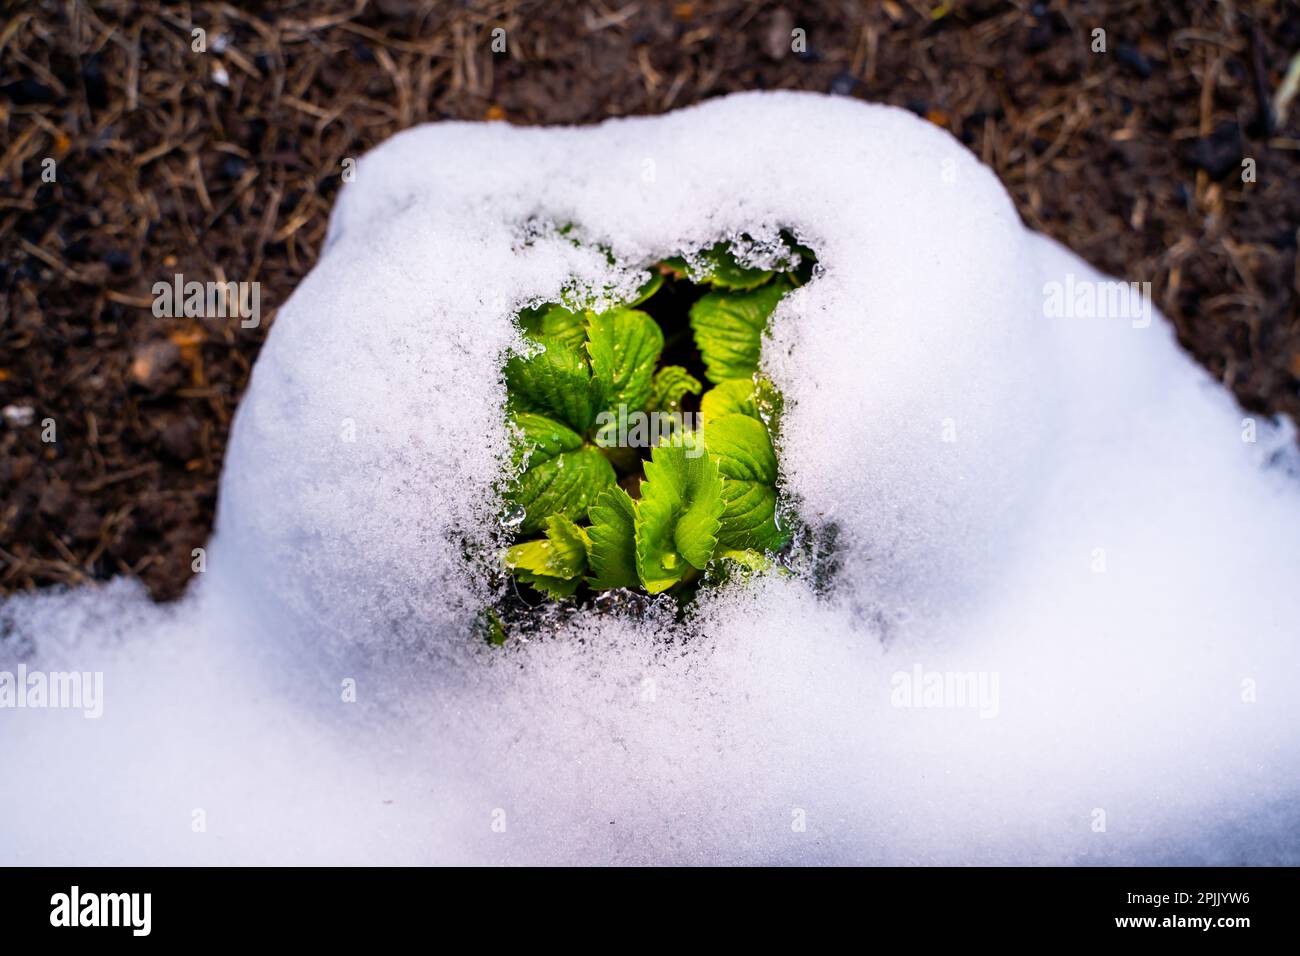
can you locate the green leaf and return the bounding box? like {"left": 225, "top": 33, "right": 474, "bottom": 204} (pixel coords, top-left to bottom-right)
{"left": 700, "top": 379, "right": 760, "bottom": 423}
{"left": 716, "top": 549, "right": 774, "bottom": 573}
{"left": 646, "top": 365, "right": 703, "bottom": 413}
{"left": 509, "top": 411, "right": 583, "bottom": 470}
{"left": 667, "top": 243, "right": 782, "bottom": 290}
{"left": 628, "top": 271, "right": 664, "bottom": 306}
{"left": 704, "top": 548, "right": 782, "bottom": 590}
{"left": 481, "top": 608, "right": 509, "bottom": 646}
{"left": 586, "top": 307, "right": 664, "bottom": 415}
{"left": 505, "top": 544, "right": 578, "bottom": 598}
{"left": 689, "top": 282, "right": 787, "bottom": 384}
{"left": 510, "top": 440, "right": 615, "bottom": 535}
{"left": 506, "top": 336, "right": 606, "bottom": 433}
{"left": 718, "top": 482, "right": 784, "bottom": 552}
{"left": 659, "top": 256, "right": 689, "bottom": 277}
{"left": 517, "top": 303, "right": 588, "bottom": 351}
{"left": 505, "top": 515, "right": 590, "bottom": 598}
{"left": 696, "top": 242, "right": 776, "bottom": 290}
{"left": 634, "top": 443, "right": 724, "bottom": 593}
{"left": 704, "top": 413, "right": 788, "bottom": 552}
{"left": 543, "top": 514, "right": 591, "bottom": 568}
{"left": 705, "top": 413, "right": 777, "bottom": 483}
{"left": 508, "top": 411, "right": 614, "bottom": 531}
{"left": 586, "top": 486, "right": 639, "bottom": 590}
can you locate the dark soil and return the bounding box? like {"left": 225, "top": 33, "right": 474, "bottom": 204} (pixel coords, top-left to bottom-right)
{"left": 2, "top": 0, "right": 1299, "bottom": 600}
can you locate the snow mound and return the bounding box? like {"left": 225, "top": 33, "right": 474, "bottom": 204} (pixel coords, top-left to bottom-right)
{"left": 2, "top": 91, "right": 1298, "bottom": 865}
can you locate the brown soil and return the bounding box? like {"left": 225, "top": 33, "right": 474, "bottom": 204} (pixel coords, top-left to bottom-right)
{"left": 2, "top": 0, "right": 1298, "bottom": 600}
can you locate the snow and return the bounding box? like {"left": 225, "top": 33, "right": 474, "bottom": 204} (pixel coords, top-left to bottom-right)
{"left": 2, "top": 91, "right": 1298, "bottom": 865}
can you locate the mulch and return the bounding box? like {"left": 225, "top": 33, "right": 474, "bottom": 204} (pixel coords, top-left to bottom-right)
{"left": 2, "top": 0, "right": 1298, "bottom": 600}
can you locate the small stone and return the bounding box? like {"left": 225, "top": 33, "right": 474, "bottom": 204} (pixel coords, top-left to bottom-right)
{"left": 762, "top": 8, "right": 796, "bottom": 61}
{"left": 2, "top": 404, "right": 35, "bottom": 427}
{"left": 38, "top": 478, "right": 72, "bottom": 517}
{"left": 128, "top": 340, "right": 182, "bottom": 391}
{"left": 159, "top": 415, "right": 201, "bottom": 461}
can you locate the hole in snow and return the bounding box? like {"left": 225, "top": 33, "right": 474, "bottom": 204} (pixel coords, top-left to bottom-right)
{"left": 486, "top": 230, "right": 831, "bottom": 641}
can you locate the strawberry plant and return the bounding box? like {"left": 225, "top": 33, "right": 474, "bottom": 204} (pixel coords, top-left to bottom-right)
{"left": 493, "top": 234, "right": 815, "bottom": 631}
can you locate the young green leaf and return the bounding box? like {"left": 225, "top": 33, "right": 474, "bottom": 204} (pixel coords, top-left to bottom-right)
{"left": 543, "top": 513, "right": 591, "bottom": 567}
{"left": 658, "top": 255, "right": 690, "bottom": 279}
{"left": 716, "top": 549, "right": 775, "bottom": 573}
{"left": 666, "top": 243, "right": 783, "bottom": 291}
{"left": 586, "top": 486, "right": 639, "bottom": 590}
{"left": 506, "top": 337, "right": 605, "bottom": 433}
{"left": 481, "top": 608, "right": 509, "bottom": 646}
{"left": 516, "top": 303, "right": 588, "bottom": 351}
{"left": 509, "top": 411, "right": 583, "bottom": 470}
{"left": 505, "top": 514, "right": 591, "bottom": 598}
{"left": 704, "top": 412, "right": 788, "bottom": 552}
{"left": 634, "top": 443, "right": 724, "bottom": 593}
{"left": 689, "top": 281, "right": 787, "bottom": 384}
{"left": 702, "top": 548, "right": 785, "bottom": 591}
{"left": 646, "top": 365, "right": 703, "bottom": 413}
{"left": 696, "top": 242, "right": 776, "bottom": 290}
{"left": 700, "top": 378, "right": 760, "bottom": 423}
{"left": 705, "top": 413, "right": 777, "bottom": 484}
{"left": 586, "top": 307, "right": 664, "bottom": 414}
{"left": 628, "top": 271, "right": 664, "bottom": 306}
{"left": 511, "top": 446, "right": 615, "bottom": 534}
{"left": 508, "top": 413, "right": 616, "bottom": 534}
{"left": 717, "top": 482, "right": 783, "bottom": 552}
